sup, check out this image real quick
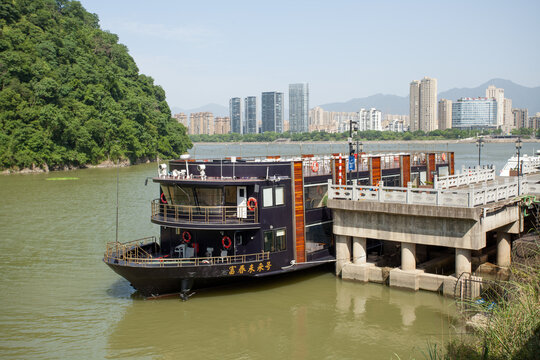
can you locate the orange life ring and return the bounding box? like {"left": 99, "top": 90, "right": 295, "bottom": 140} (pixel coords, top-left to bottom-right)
{"left": 441, "top": 153, "right": 447, "bottom": 161}
{"left": 160, "top": 192, "right": 167, "bottom": 204}
{"left": 222, "top": 236, "right": 232, "bottom": 249}
{"left": 182, "top": 231, "right": 191, "bottom": 243}
{"left": 247, "top": 197, "right": 257, "bottom": 211}
{"left": 311, "top": 161, "right": 319, "bottom": 173}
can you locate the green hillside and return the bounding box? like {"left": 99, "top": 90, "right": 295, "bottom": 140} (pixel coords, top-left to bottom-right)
{"left": 0, "top": 0, "right": 191, "bottom": 170}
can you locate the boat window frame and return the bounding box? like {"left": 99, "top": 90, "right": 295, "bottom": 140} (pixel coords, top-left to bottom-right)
{"left": 261, "top": 185, "right": 286, "bottom": 208}
{"left": 263, "top": 227, "right": 287, "bottom": 253}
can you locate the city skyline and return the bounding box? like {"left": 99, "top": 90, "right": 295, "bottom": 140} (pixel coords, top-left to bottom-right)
{"left": 79, "top": 0, "right": 540, "bottom": 110}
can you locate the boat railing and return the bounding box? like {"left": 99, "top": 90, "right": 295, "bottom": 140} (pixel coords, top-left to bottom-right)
{"left": 105, "top": 240, "right": 270, "bottom": 268}
{"left": 151, "top": 200, "right": 258, "bottom": 225}
{"left": 105, "top": 236, "right": 158, "bottom": 262}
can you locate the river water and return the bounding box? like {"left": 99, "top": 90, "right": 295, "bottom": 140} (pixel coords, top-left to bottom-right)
{"left": 0, "top": 141, "right": 535, "bottom": 359}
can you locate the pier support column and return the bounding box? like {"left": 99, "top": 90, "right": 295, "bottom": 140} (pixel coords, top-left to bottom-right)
{"left": 352, "top": 237, "right": 367, "bottom": 265}
{"left": 401, "top": 243, "right": 416, "bottom": 271}
{"left": 335, "top": 235, "right": 352, "bottom": 276}
{"left": 496, "top": 231, "right": 511, "bottom": 267}
{"left": 455, "top": 248, "right": 472, "bottom": 276}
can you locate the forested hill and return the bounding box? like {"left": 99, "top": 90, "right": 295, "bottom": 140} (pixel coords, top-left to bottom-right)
{"left": 0, "top": 0, "right": 192, "bottom": 171}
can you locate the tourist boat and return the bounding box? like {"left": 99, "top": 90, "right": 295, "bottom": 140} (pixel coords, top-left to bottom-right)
{"left": 499, "top": 151, "right": 540, "bottom": 176}
{"left": 103, "top": 151, "right": 454, "bottom": 299}
{"left": 103, "top": 154, "right": 336, "bottom": 299}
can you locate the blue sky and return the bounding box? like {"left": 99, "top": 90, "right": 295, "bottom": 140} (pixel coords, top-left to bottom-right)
{"left": 80, "top": 0, "right": 540, "bottom": 110}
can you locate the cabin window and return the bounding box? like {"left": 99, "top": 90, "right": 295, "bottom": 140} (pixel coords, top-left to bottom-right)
{"left": 305, "top": 221, "right": 332, "bottom": 253}
{"left": 263, "top": 228, "right": 286, "bottom": 252}
{"left": 275, "top": 186, "right": 284, "bottom": 205}
{"left": 224, "top": 186, "right": 237, "bottom": 205}
{"left": 160, "top": 185, "right": 196, "bottom": 206}
{"left": 303, "top": 183, "right": 328, "bottom": 210}
{"left": 262, "top": 187, "right": 274, "bottom": 207}
{"left": 195, "top": 187, "right": 222, "bottom": 206}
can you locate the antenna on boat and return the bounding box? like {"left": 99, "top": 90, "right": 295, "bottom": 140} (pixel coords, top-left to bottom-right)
{"left": 115, "top": 158, "right": 119, "bottom": 244}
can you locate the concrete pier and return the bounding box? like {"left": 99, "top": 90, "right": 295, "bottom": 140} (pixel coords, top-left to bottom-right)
{"left": 497, "top": 231, "right": 511, "bottom": 267}
{"left": 352, "top": 237, "right": 367, "bottom": 265}
{"left": 455, "top": 248, "right": 472, "bottom": 276}
{"left": 401, "top": 243, "right": 416, "bottom": 271}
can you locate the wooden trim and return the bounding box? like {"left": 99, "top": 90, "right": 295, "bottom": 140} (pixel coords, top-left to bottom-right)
{"left": 427, "top": 153, "right": 436, "bottom": 183}
{"left": 293, "top": 161, "right": 305, "bottom": 263}
{"left": 450, "top": 152, "right": 455, "bottom": 175}
{"left": 400, "top": 155, "right": 411, "bottom": 186}
{"left": 370, "top": 157, "right": 381, "bottom": 185}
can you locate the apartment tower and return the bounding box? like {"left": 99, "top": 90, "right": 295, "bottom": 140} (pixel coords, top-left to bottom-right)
{"left": 229, "top": 97, "right": 242, "bottom": 134}
{"left": 261, "top": 92, "right": 284, "bottom": 133}
{"left": 244, "top": 96, "right": 257, "bottom": 134}
{"left": 438, "top": 99, "right": 452, "bottom": 130}
{"left": 289, "top": 83, "right": 309, "bottom": 133}
{"left": 409, "top": 77, "right": 438, "bottom": 132}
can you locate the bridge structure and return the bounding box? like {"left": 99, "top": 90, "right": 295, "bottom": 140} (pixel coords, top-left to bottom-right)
{"left": 327, "top": 167, "right": 540, "bottom": 295}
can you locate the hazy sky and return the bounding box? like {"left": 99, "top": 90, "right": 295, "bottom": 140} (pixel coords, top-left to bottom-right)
{"left": 80, "top": 0, "right": 540, "bottom": 109}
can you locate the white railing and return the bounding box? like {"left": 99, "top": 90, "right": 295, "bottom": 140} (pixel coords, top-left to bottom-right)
{"left": 328, "top": 178, "right": 534, "bottom": 208}
{"left": 434, "top": 166, "right": 495, "bottom": 190}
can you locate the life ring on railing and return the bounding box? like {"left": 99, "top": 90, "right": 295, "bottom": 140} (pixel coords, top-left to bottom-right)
{"left": 311, "top": 161, "right": 319, "bottom": 173}
{"left": 222, "top": 236, "right": 232, "bottom": 249}
{"left": 160, "top": 192, "right": 167, "bottom": 204}
{"left": 182, "top": 231, "right": 191, "bottom": 243}
{"left": 247, "top": 197, "right": 258, "bottom": 211}
{"left": 442, "top": 153, "right": 447, "bottom": 161}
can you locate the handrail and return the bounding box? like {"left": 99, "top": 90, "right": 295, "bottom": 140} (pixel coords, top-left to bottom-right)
{"left": 435, "top": 166, "right": 495, "bottom": 189}
{"left": 104, "top": 237, "right": 270, "bottom": 268}
{"left": 151, "top": 200, "right": 258, "bottom": 225}
{"left": 328, "top": 178, "right": 530, "bottom": 208}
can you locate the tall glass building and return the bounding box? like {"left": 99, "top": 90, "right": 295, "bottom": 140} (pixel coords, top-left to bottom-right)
{"left": 452, "top": 98, "right": 497, "bottom": 129}
{"left": 229, "top": 97, "right": 242, "bottom": 134}
{"left": 289, "top": 83, "right": 309, "bottom": 133}
{"left": 261, "top": 92, "right": 283, "bottom": 133}
{"left": 244, "top": 96, "right": 257, "bottom": 134}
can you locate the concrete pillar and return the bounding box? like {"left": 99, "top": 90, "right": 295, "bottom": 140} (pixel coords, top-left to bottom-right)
{"left": 455, "top": 248, "right": 472, "bottom": 276}
{"left": 335, "top": 235, "right": 352, "bottom": 276}
{"left": 401, "top": 243, "right": 416, "bottom": 271}
{"left": 352, "top": 237, "right": 367, "bottom": 264}
{"left": 496, "top": 231, "right": 511, "bottom": 267}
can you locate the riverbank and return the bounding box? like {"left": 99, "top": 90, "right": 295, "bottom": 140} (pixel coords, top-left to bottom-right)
{"left": 0, "top": 158, "right": 147, "bottom": 175}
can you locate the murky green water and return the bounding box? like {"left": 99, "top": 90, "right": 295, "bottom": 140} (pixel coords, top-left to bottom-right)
{"left": 2, "top": 141, "right": 531, "bottom": 359}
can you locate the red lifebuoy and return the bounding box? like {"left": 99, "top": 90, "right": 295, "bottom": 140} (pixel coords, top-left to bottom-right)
{"left": 222, "top": 236, "right": 232, "bottom": 249}
{"left": 182, "top": 231, "right": 191, "bottom": 243}
{"left": 311, "top": 161, "right": 319, "bottom": 173}
{"left": 160, "top": 192, "right": 167, "bottom": 204}
{"left": 442, "top": 153, "right": 447, "bottom": 161}
{"left": 247, "top": 197, "right": 257, "bottom": 211}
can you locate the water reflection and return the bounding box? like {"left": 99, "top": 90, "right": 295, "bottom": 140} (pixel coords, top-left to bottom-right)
{"left": 106, "top": 270, "right": 456, "bottom": 360}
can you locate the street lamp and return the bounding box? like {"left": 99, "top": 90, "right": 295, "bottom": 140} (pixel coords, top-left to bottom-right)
{"left": 348, "top": 119, "right": 358, "bottom": 184}
{"left": 476, "top": 137, "right": 484, "bottom": 167}
{"left": 516, "top": 136, "right": 522, "bottom": 195}
{"left": 357, "top": 140, "right": 363, "bottom": 183}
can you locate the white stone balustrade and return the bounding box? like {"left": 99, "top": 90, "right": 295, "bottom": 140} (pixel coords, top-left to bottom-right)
{"left": 328, "top": 178, "right": 532, "bottom": 208}
{"left": 434, "top": 166, "right": 495, "bottom": 190}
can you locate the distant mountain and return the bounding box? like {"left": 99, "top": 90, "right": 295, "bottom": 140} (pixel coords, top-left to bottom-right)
{"left": 319, "top": 94, "right": 409, "bottom": 114}
{"left": 317, "top": 79, "right": 540, "bottom": 115}
{"left": 439, "top": 79, "right": 540, "bottom": 114}
{"left": 171, "top": 103, "right": 229, "bottom": 117}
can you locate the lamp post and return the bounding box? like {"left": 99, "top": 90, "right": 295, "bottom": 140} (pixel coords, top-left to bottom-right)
{"left": 516, "top": 136, "right": 522, "bottom": 195}
{"left": 476, "top": 137, "right": 484, "bottom": 167}
{"left": 348, "top": 119, "right": 358, "bottom": 184}
{"left": 357, "top": 140, "right": 363, "bottom": 184}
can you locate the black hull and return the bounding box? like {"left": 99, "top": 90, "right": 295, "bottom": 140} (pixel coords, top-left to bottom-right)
{"left": 105, "top": 256, "right": 334, "bottom": 297}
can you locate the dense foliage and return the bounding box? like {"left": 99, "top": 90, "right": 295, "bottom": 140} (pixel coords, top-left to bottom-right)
{"left": 190, "top": 128, "right": 533, "bottom": 143}
{"left": 0, "top": 0, "right": 191, "bottom": 170}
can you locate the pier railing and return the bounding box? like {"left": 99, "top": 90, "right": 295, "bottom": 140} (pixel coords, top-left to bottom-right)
{"left": 151, "top": 200, "right": 258, "bottom": 225}
{"left": 328, "top": 178, "right": 530, "bottom": 208}
{"left": 434, "top": 166, "right": 496, "bottom": 190}
{"left": 104, "top": 237, "right": 269, "bottom": 267}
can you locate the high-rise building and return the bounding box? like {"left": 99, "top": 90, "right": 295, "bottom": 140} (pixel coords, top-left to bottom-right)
{"left": 409, "top": 80, "right": 420, "bottom": 132}
{"left": 214, "top": 117, "right": 231, "bottom": 135}
{"left": 261, "top": 92, "right": 283, "bottom": 133}
{"left": 358, "top": 108, "right": 382, "bottom": 131}
{"left": 409, "top": 77, "right": 438, "bottom": 132}
{"left": 529, "top": 113, "right": 540, "bottom": 131}
{"left": 419, "top": 77, "right": 438, "bottom": 132}
{"left": 244, "top": 96, "right": 257, "bottom": 134}
{"left": 485, "top": 85, "right": 505, "bottom": 127}
{"left": 289, "top": 83, "right": 309, "bottom": 133}
{"left": 452, "top": 98, "right": 497, "bottom": 129}
{"left": 512, "top": 108, "right": 529, "bottom": 129}
{"left": 438, "top": 99, "right": 452, "bottom": 130}
{"left": 189, "top": 112, "right": 214, "bottom": 135}
{"left": 173, "top": 113, "right": 188, "bottom": 128}
{"left": 229, "top": 97, "right": 242, "bottom": 134}
{"left": 503, "top": 98, "right": 514, "bottom": 134}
